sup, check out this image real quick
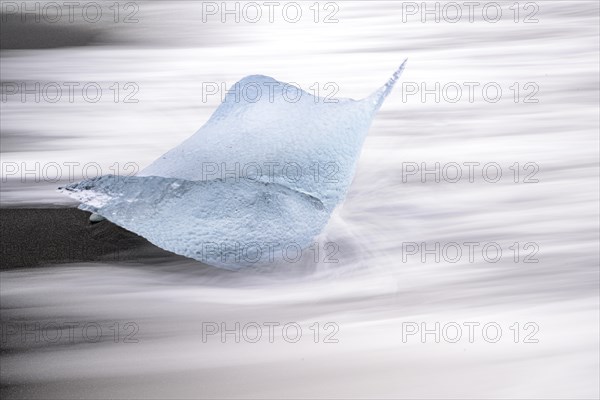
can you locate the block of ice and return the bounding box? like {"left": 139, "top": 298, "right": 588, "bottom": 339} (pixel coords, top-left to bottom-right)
{"left": 62, "top": 61, "right": 406, "bottom": 269}
{"left": 64, "top": 175, "right": 329, "bottom": 268}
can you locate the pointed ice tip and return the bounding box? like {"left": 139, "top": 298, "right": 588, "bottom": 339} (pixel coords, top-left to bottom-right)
{"left": 366, "top": 59, "right": 408, "bottom": 112}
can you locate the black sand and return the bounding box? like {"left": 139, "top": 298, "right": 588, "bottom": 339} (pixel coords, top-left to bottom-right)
{"left": 0, "top": 14, "right": 100, "bottom": 50}
{"left": 0, "top": 207, "right": 182, "bottom": 269}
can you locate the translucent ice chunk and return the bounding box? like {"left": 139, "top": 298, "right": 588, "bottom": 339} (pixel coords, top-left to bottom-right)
{"left": 139, "top": 60, "right": 407, "bottom": 211}
{"left": 64, "top": 175, "right": 329, "bottom": 269}
{"left": 62, "top": 61, "right": 406, "bottom": 269}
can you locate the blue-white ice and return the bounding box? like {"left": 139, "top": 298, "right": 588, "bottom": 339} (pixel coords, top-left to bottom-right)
{"left": 62, "top": 61, "right": 406, "bottom": 269}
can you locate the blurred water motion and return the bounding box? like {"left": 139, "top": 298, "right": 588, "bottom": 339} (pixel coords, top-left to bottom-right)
{"left": 0, "top": 1, "right": 599, "bottom": 398}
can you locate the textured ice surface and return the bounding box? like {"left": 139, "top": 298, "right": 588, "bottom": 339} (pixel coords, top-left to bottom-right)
{"left": 62, "top": 62, "right": 406, "bottom": 269}
{"left": 65, "top": 175, "right": 328, "bottom": 268}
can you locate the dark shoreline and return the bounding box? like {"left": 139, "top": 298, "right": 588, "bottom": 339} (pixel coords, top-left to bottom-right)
{"left": 0, "top": 207, "right": 183, "bottom": 269}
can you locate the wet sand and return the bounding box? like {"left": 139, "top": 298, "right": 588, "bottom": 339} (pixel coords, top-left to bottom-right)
{"left": 0, "top": 207, "right": 182, "bottom": 269}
